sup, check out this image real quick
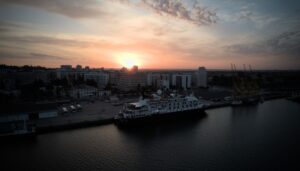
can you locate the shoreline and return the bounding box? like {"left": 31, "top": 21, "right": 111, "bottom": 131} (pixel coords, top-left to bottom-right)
{"left": 34, "top": 95, "right": 286, "bottom": 135}
{"left": 37, "top": 118, "right": 114, "bottom": 133}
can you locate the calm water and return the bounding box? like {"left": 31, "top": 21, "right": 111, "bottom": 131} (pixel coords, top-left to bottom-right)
{"left": 1, "top": 99, "right": 300, "bottom": 170}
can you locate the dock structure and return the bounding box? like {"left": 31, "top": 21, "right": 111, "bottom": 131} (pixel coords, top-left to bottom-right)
{"left": 36, "top": 101, "right": 122, "bottom": 132}
{"left": 0, "top": 92, "right": 286, "bottom": 136}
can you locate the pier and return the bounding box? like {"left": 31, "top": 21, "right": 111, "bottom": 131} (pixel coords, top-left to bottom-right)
{"left": 36, "top": 101, "right": 121, "bottom": 133}
{"left": 33, "top": 93, "right": 286, "bottom": 134}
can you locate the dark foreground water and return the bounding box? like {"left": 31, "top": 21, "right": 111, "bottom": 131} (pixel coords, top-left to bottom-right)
{"left": 1, "top": 99, "right": 300, "bottom": 170}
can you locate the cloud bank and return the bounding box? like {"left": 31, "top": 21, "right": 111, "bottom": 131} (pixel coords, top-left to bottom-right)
{"left": 226, "top": 31, "right": 300, "bottom": 59}
{"left": 0, "top": 51, "right": 69, "bottom": 60}
{"left": 0, "top": 0, "right": 218, "bottom": 26}
{"left": 141, "top": 0, "right": 218, "bottom": 25}
{"left": 0, "top": 0, "right": 105, "bottom": 18}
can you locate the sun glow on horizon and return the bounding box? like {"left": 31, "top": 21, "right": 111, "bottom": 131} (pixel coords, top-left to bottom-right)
{"left": 116, "top": 52, "right": 141, "bottom": 68}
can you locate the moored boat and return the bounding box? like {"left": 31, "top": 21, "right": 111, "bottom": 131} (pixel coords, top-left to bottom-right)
{"left": 114, "top": 94, "right": 204, "bottom": 126}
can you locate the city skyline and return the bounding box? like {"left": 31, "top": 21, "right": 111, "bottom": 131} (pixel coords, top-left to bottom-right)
{"left": 0, "top": 0, "right": 300, "bottom": 69}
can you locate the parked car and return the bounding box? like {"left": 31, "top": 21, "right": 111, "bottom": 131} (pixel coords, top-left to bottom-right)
{"left": 69, "top": 105, "right": 76, "bottom": 112}
{"left": 61, "top": 107, "right": 69, "bottom": 114}
{"left": 76, "top": 104, "right": 82, "bottom": 111}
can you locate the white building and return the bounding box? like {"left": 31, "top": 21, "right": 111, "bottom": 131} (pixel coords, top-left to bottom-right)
{"left": 117, "top": 71, "right": 146, "bottom": 91}
{"left": 56, "top": 65, "right": 109, "bottom": 89}
{"left": 69, "top": 85, "right": 98, "bottom": 99}
{"left": 76, "top": 65, "right": 82, "bottom": 71}
{"left": 147, "top": 73, "right": 170, "bottom": 89}
{"left": 195, "top": 67, "right": 207, "bottom": 88}
{"left": 84, "top": 72, "right": 109, "bottom": 88}
{"left": 172, "top": 74, "right": 192, "bottom": 90}
{"left": 56, "top": 65, "right": 73, "bottom": 79}
{"left": 60, "top": 65, "right": 72, "bottom": 71}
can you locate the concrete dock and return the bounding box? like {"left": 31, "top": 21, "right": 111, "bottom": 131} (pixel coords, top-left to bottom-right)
{"left": 35, "top": 99, "right": 223, "bottom": 133}
{"left": 36, "top": 101, "right": 122, "bottom": 133}
{"left": 35, "top": 94, "right": 285, "bottom": 133}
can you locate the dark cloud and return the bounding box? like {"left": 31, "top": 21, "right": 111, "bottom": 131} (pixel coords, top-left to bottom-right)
{"left": 0, "top": 0, "right": 106, "bottom": 18}
{"left": 226, "top": 31, "right": 300, "bottom": 58}
{"left": 192, "top": 1, "right": 218, "bottom": 25}
{"left": 0, "top": 21, "right": 19, "bottom": 27}
{"left": 0, "top": 20, "right": 25, "bottom": 32}
{"left": 0, "top": 51, "right": 69, "bottom": 60}
{"left": 0, "top": 51, "right": 23, "bottom": 59}
{"left": 0, "top": 34, "right": 144, "bottom": 51}
{"left": 141, "top": 0, "right": 218, "bottom": 25}
{"left": 238, "top": 10, "right": 253, "bottom": 21}
{"left": 0, "top": 44, "right": 27, "bottom": 50}
{"left": 0, "top": 0, "right": 218, "bottom": 26}
{"left": 0, "top": 28, "right": 9, "bottom": 32}
{"left": 29, "top": 53, "right": 68, "bottom": 60}
{"left": 0, "top": 35, "right": 94, "bottom": 47}
{"left": 142, "top": 0, "right": 191, "bottom": 19}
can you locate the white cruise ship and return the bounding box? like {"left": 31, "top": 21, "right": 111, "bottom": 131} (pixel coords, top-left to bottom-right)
{"left": 114, "top": 94, "right": 204, "bottom": 125}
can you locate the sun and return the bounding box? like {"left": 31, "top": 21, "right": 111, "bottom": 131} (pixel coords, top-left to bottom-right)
{"left": 117, "top": 52, "right": 141, "bottom": 68}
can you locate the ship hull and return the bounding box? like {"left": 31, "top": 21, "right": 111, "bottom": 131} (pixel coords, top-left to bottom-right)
{"left": 115, "top": 108, "right": 204, "bottom": 126}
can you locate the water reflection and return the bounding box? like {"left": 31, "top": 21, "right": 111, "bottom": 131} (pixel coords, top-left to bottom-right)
{"left": 230, "top": 105, "right": 259, "bottom": 123}
{"left": 231, "top": 104, "right": 259, "bottom": 116}
{"left": 117, "top": 113, "right": 208, "bottom": 140}
{"left": 1, "top": 100, "right": 300, "bottom": 170}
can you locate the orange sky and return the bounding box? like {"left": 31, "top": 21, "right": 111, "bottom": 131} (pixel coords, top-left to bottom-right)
{"left": 0, "top": 0, "right": 299, "bottom": 69}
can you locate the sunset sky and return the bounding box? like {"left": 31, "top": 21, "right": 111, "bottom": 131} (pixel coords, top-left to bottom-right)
{"left": 0, "top": 0, "right": 299, "bottom": 69}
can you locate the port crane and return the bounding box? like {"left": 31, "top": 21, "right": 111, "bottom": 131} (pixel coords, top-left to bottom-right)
{"left": 230, "top": 63, "right": 260, "bottom": 104}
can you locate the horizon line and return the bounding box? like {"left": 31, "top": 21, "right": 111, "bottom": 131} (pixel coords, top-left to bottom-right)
{"left": 1, "top": 64, "right": 300, "bottom": 71}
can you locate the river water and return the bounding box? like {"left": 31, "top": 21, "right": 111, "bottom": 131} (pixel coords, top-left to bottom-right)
{"left": 1, "top": 99, "right": 300, "bottom": 170}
